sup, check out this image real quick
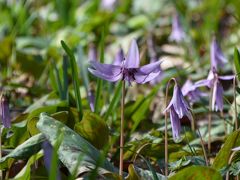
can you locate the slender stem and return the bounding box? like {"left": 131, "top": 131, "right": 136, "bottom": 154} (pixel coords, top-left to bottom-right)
{"left": 234, "top": 76, "right": 238, "bottom": 130}
{"left": 119, "top": 80, "right": 125, "bottom": 176}
{"left": 164, "top": 79, "right": 174, "bottom": 177}
{"left": 197, "top": 128, "right": 209, "bottom": 166}
{"left": 220, "top": 111, "right": 227, "bottom": 136}
{"left": 0, "top": 128, "right": 2, "bottom": 179}
{"left": 208, "top": 88, "right": 213, "bottom": 154}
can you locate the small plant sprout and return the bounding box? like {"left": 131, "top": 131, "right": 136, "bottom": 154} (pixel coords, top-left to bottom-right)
{"left": 88, "top": 39, "right": 162, "bottom": 176}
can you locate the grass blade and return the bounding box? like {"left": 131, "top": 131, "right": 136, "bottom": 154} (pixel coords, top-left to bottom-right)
{"left": 61, "top": 40, "right": 83, "bottom": 120}
{"left": 104, "top": 82, "right": 122, "bottom": 120}
{"left": 234, "top": 48, "right": 240, "bottom": 80}
{"left": 94, "top": 29, "right": 105, "bottom": 113}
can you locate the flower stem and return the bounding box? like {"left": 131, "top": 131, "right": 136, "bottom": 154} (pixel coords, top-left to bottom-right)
{"left": 119, "top": 80, "right": 125, "bottom": 176}
{"left": 164, "top": 79, "right": 173, "bottom": 177}
{"left": 197, "top": 128, "right": 209, "bottom": 166}
{"left": 220, "top": 111, "right": 227, "bottom": 136}
{"left": 208, "top": 88, "right": 213, "bottom": 154}
{"left": 234, "top": 76, "right": 238, "bottom": 130}
{"left": 0, "top": 128, "right": 2, "bottom": 179}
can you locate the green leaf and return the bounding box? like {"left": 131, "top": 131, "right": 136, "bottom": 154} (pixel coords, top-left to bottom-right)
{"left": 13, "top": 151, "right": 43, "bottom": 180}
{"left": 234, "top": 48, "right": 240, "bottom": 80}
{"left": 61, "top": 40, "right": 83, "bottom": 120}
{"left": 126, "top": 165, "right": 166, "bottom": 180}
{"left": 27, "top": 103, "right": 68, "bottom": 136}
{"left": 213, "top": 130, "right": 240, "bottom": 170}
{"left": 74, "top": 111, "right": 109, "bottom": 149}
{"left": 36, "top": 113, "right": 115, "bottom": 177}
{"left": 104, "top": 82, "right": 122, "bottom": 120}
{"left": 169, "top": 166, "right": 222, "bottom": 180}
{"left": 94, "top": 28, "right": 105, "bottom": 114}
{"left": 0, "top": 133, "right": 45, "bottom": 169}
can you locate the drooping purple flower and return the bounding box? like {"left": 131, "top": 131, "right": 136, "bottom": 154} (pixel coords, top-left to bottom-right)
{"left": 164, "top": 81, "right": 192, "bottom": 140}
{"left": 210, "top": 37, "right": 227, "bottom": 70}
{"left": 169, "top": 13, "right": 186, "bottom": 43}
{"left": 42, "top": 141, "right": 61, "bottom": 180}
{"left": 181, "top": 79, "right": 206, "bottom": 103}
{"left": 88, "top": 39, "right": 162, "bottom": 84}
{"left": 194, "top": 69, "right": 234, "bottom": 111}
{"left": 0, "top": 94, "right": 11, "bottom": 128}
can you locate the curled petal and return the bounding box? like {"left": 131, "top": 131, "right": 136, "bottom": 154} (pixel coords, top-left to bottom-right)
{"left": 134, "top": 61, "right": 162, "bottom": 84}
{"left": 194, "top": 79, "right": 212, "bottom": 88}
{"left": 172, "top": 84, "right": 192, "bottom": 120}
{"left": 88, "top": 61, "right": 122, "bottom": 82}
{"left": 219, "top": 75, "right": 235, "bottom": 80}
{"left": 170, "top": 108, "right": 181, "bottom": 140}
{"left": 125, "top": 39, "right": 140, "bottom": 68}
{"left": 88, "top": 68, "right": 122, "bottom": 82}
{"left": 89, "top": 61, "right": 121, "bottom": 75}
{"left": 181, "top": 80, "right": 195, "bottom": 96}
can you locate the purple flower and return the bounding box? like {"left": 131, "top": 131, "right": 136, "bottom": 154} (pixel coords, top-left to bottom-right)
{"left": 210, "top": 37, "right": 227, "bottom": 70}
{"left": 181, "top": 79, "right": 206, "bottom": 103}
{"left": 88, "top": 39, "right": 162, "bottom": 84}
{"left": 0, "top": 94, "right": 11, "bottom": 128}
{"left": 169, "top": 14, "right": 186, "bottom": 43}
{"left": 164, "top": 81, "right": 192, "bottom": 139}
{"left": 194, "top": 69, "right": 234, "bottom": 111}
{"left": 113, "top": 47, "right": 124, "bottom": 65}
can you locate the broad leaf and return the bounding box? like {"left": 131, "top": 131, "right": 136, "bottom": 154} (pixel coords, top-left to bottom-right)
{"left": 0, "top": 133, "right": 45, "bottom": 169}
{"left": 74, "top": 111, "right": 109, "bottom": 149}
{"left": 213, "top": 130, "right": 240, "bottom": 170}
{"left": 169, "top": 165, "right": 222, "bottom": 180}
{"left": 36, "top": 113, "right": 116, "bottom": 177}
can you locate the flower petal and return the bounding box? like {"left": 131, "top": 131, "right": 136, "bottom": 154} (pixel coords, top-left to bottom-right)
{"left": 88, "top": 61, "right": 122, "bottom": 82}
{"left": 134, "top": 61, "right": 162, "bottom": 84}
{"left": 113, "top": 47, "right": 124, "bottom": 65}
{"left": 170, "top": 108, "right": 181, "bottom": 140}
{"left": 211, "top": 37, "right": 227, "bottom": 70}
{"left": 88, "top": 68, "right": 122, "bottom": 82}
{"left": 212, "top": 80, "right": 224, "bottom": 111}
{"left": 172, "top": 84, "right": 192, "bottom": 120}
{"left": 169, "top": 14, "right": 186, "bottom": 43}
{"left": 89, "top": 61, "right": 121, "bottom": 74}
{"left": 181, "top": 79, "right": 195, "bottom": 96}
{"left": 219, "top": 75, "right": 235, "bottom": 80}
{"left": 194, "top": 79, "right": 212, "bottom": 88}
{"left": 125, "top": 39, "right": 140, "bottom": 68}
